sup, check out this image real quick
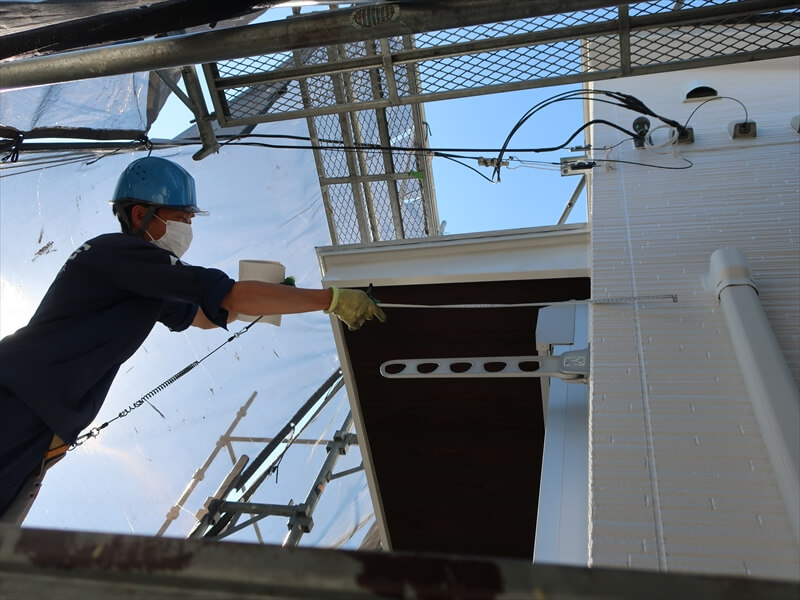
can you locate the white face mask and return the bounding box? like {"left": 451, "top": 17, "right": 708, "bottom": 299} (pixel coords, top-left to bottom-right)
{"left": 148, "top": 215, "right": 193, "bottom": 258}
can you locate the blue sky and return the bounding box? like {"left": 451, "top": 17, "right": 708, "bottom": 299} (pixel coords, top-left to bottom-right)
{"left": 151, "top": 85, "right": 587, "bottom": 234}
{"left": 148, "top": 6, "right": 587, "bottom": 235}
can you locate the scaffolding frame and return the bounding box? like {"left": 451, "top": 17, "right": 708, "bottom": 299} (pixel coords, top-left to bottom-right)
{"left": 199, "top": 0, "right": 797, "bottom": 244}
{"left": 155, "top": 369, "right": 367, "bottom": 546}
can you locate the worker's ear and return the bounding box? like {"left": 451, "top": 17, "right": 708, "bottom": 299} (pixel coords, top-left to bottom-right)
{"left": 130, "top": 204, "right": 149, "bottom": 230}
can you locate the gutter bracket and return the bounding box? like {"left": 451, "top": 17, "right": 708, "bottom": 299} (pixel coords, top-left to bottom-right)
{"left": 702, "top": 246, "right": 758, "bottom": 300}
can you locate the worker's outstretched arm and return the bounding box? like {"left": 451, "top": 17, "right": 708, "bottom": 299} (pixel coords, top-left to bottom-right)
{"left": 221, "top": 281, "right": 386, "bottom": 330}
{"left": 191, "top": 306, "right": 239, "bottom": 329}
{"left": 222, "top": 281, "right": 332, "bottom": 316}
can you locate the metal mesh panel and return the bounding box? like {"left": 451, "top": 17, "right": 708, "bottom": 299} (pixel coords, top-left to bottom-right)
{"left": 325, "top": 176, "right": 428, "bottom": 245}
{"left": 311, "top": 103, "right": 427, "bottom": 244}
{"left": 348, "top": 110, "right": 385, "bottom": 176}
{"left": 416, "top": 41, "right": 585, "bottom": 94}
{"left": 582, "top": 36, "right": 622, "bottom": 73}
{"left": 365, "top": 179, "right": 399, "bottom": 241}
{"left": 208, "top": 1, "right": 798, "bottom": 124}
{"left": 224, "top": 81, "right": 304, "bottom": 120}
{"left": 327, "top": 183, "right": 364, "bottom": 245}
{"left": 216, "top": 51, "right": 295, "bottom": 78}
{"left": 203, "top": 1, "right": 798, "bottom": 245}
{"left": 582, "top": 9, "right": 800, "bottom": 70}
{"left": 313, "top": 114, "right": 349, "bottom": 178}
{"left": 413, "top": 6, "right": 619, "bottom": 47}
{"left": 629, "top": 16, "right": 800, "bottom": 65}
{"left": 628, "top": 0, "right": 741, "bottom": 17}
{"left": 397, "top": 177, "right": 427, "bottom": 239}
{"left": 303, "top": 72, "right": 338, "bottom": 113}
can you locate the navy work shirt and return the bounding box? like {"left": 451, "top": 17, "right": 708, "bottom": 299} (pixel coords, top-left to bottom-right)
{"left": 0, "top": 233, "right": 235, "bottom": 444}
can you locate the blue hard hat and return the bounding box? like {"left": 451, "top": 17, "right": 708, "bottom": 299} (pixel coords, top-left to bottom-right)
{"left": 112, "top": 157, "right": 208, "bottom": 215}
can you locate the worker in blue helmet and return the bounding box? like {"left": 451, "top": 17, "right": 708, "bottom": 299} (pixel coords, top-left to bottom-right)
{"left": 112, "top": 156, "right": 207, "bottom": 239}
{"left": 0, "top": 156, "right": 385, "bottom": 525}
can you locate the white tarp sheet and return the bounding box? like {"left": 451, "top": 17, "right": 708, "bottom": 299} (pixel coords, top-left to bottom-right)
{"left": 0, "top": 73, "right": 152, "bottom": 135}
{"left": 0, "top": 121, "right": 374, "bottom": 548}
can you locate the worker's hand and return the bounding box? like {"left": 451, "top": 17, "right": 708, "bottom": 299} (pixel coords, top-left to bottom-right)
{"left": 324, "top": 287, "right": 387, "bottom": 331}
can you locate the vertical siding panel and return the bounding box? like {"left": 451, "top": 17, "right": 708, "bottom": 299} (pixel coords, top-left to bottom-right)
{"left": 588, "top": 57, "right": 800, "bottom": 580}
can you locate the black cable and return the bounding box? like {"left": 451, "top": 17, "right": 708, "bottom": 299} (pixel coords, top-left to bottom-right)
{"left": 491, "top": 89, "right": 690, "bottom": 181}
{"left": 491, "top": 89, "right": 629, "bottom": 180}
{"left": 71, "top": 316, "right": 263, "bottom": 449}
{"left": 599, "top": 137, "right": 635, "bottom": 151}
{"left": 683, "top": 96, "right": 749, "bottom": 129}
{"left": 5, "top": 88, "right": 691, "bottom": 185}
{"left": 507, "top": 156, "right": 562, "bottom": 169}
{"left": 434, "top": 153, "right": 495, "bottom": 183}
{"left": 589, "top": 157, "right": 694, "bottom": 170}
{"left": 0, "top": 131, "right": 23, "bottom": 163}
{"left": 522, "top": 119, "right": 638, "bottom": 154}
{"left": 514, "top": 155, "right": 693, "bottom": 171}
{"left": 208, "top": 134, "right": 608, "bottom": 155}
{"left": 0, "top": 155, "right": 96, "bottom": 178}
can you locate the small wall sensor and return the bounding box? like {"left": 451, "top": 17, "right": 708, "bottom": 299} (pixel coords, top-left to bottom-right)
{"left": 728, "top": 121, "right": 757, "bottom": 139}
{"left": 632, "top": 116, "right": 651, "bottom": 149}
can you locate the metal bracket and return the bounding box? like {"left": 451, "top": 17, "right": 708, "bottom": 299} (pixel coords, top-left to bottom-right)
{"left": 155, "top": 65, "right": 219, "bottom": 160}
{"left": 560, "top": 156, "right": 595, "bottom": 176}
{"left": 380, "top": 347, "right": 589, "bottom": 383}
{"left": 287, "top": 513, "right": 314, "bottom": 533}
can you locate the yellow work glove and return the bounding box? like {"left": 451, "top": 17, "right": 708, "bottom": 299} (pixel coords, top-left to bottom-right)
{"left": 324, "top": 287, "right": 387, "bottom": 331}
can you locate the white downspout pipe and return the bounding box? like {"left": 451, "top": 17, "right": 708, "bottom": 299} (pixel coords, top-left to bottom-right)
{"left": 705, "top": 247, "right": 800, "bottom": 545}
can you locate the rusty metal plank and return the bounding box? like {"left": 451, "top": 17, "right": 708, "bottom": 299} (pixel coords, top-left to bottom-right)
{"left": 2, "top": 524, "right": 798, "bottom": 599}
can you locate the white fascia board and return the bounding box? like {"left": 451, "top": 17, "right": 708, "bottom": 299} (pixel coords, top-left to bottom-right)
{"left": 318, "top": 224, "right": 590, "bottom": 552}
{"left": 317, "top": 224, "right": 590, "bottom": 287}
{"left": 327, "top": 316, "right": 394, "bottom": 550}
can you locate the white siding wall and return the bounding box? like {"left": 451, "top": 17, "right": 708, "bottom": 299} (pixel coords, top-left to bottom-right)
{"left": 588, "top": 57, "right": 800, "bottom": 580}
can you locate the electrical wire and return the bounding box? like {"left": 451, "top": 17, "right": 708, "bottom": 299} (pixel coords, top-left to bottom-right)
{"left": 683, "top": 95, "right": 749, "bottom": 129}
{"left": 513, "top": 154, "right": 693, "bottom": 171}
{"left": 0, "top": 155, "right": 99, "bottom": 178}
{"left": 0, "top": 141, "right": 183, "bottom": 178}
{"left": 642, "top": 124, "right": 680, "bottom": 151}
{"left": 435, "top": 153, "right": 496, "bottom": 183}
{"left": 2, "top": 89, "right": 692, "bottom": 184}
{"left": 0, "top": 152, "right": 96, "bottom": 169}
{"left": 590, "top": 157, "right": 694, "bottom": 170}
{"left": 505, "top": 158, "right": 561, "bottom": 172}
{"left": 599, "top": 138, "right": 635, "bottom": 152}
{"left": 210, "top": 134, "right": 615, "bottom": 155}
{"left": 70, "top": 316, "right": 264, "bottom": 449}
{"left": 491, "top": 89, "right": 689, "bottom": 182}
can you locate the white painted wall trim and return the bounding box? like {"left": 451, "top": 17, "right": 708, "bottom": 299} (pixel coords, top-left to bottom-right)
{"left": 317, "top": 224, "right": 590, "bottom": 287}
{"left": 534, "top": 304, "right": 590, "bottom": 566}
